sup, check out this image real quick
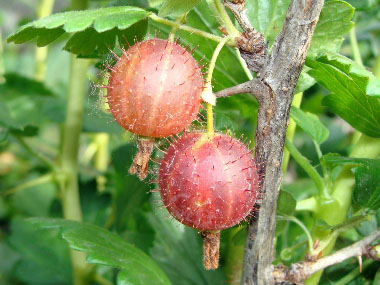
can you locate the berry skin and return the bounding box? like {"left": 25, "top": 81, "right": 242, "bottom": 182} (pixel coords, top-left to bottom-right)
{"left": 106, "top": 39, "right": 203, "bottom": 138}
{"left": 158, "top": 132, "right": 258, "bottom": 232}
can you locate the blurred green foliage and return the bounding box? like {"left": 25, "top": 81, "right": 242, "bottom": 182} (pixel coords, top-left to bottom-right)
{"left": 1, "top": 0, "right": 380, "bottom": 284}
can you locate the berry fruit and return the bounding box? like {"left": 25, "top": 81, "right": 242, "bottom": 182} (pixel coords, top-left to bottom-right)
{"left": 106, "top": 38, "right": 203, "bottom": 138}
{"left": 158, "top": 132, "right": 258, "bottom": 269}
{"left": 106, "top": 39, "right": 203, "bottom": 180}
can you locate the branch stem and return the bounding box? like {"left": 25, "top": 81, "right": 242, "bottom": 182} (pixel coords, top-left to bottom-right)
{"left": 285, "top": 138, "right": 326, "bottom": 198}
{"left": 149, "top": 14, "right": 235, "bottom": 46}
{"left": 274, "top": 229, "right": 380, "bottom": 283}
{"left": 59, "top": 2, "right": 91, "bottom": 284}
{"left": 282, "top": 92, "right": 303, "bottom": 174}
{"left": 204, "top": 36, "right": 231, "bottom": 134}
{"left": 35, "top": 0, "right": 55, "bottom": 81}
{"left": 349, "top": 26, "right": 363, "bottom": 67}
{"left": 13, "top": 135, "right": 55, "bottom": 169}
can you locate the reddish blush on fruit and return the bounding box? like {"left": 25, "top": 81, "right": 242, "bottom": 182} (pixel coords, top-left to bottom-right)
{"left": 105, "top": 38, "right": 204, "bottom": 179}
{"left": 158, "top": 132, "right": 258, "bottom": 269}
{"left": 107, "top": 38, "right": 203, "bottom": 137}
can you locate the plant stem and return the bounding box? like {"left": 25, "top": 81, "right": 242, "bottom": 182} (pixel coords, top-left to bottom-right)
{"left": 204, "top": 36, "right": 231, "bottom": 134}
{"left": 206, "top": 0, "right": 240, "bottom": 37}
{"left": 94, "top": 133, "right": 109, "bottom": 193}
{"left": 335, "top": 259, "right": 372, "bottom": 285}
{"left": 277, "top": 214, "right": 313, "bottom": 252}
{"left": 168, "top": 16, "right": 183, "bottom": 42}
{"left": 284, "top": 138, "right": 326, "bottom": 198}
{"left": 13, "top": 135, "right": 55, "bottom": 169}
{"left": 296, "top": 197, "right": 318, "bottom": 212}
{"left": 0, "top": 29, "right": 5, "bottom": 84}
{"left": 282, "top": 92, "right": 303, "bottom": 174}
{"left": 58, "top": 1, "right": 91, "bottom": 284}
{"left": 4, "top": 173, "right": 53, "bottom": 196}
{"left": 60, "top": 54, "right": 90, "bottom": 285}
{"left": 306, "top": 135, "right": 380, "bottom": 284}
{"left": 374, "top": 52, "right": 380, "bottom": 77}
{"left": 149, "top": 14, "right": 234, "bottom": 46}
{"left": 349, "top": 26, "right": 363, "bottom": 67}
{"left": 305, "top": 20, "right": 379, "bottom": 285}
{"left": 35, "top": 0, "right": 55, "bottom": 81}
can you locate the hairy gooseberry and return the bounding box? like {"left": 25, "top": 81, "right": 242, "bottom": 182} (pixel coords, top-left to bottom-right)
{"left": 158, "top": 132, "right": 258, "bottom": 269}
{"left": 106, "top": 39, "right": 204, "bottom": 179}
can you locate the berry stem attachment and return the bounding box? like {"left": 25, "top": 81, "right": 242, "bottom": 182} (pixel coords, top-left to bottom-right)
{"left": 201, "top": 231, "right": 221, "bottom": 270}
{"left": 203, "top": 36, "right": 231, "bottom": 134}
{"left": 168, "top": 16, "right": 184, "bottom": 43}
{"left": 129, "top": 137, "right": 155, "bottom": 180}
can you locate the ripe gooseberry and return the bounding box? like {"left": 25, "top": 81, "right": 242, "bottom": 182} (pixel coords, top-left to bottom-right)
{"left": 158, "top": 132, "right": 258, "bottom": 269}
{"left": 105, "top": 39, "right": 204, "bottom": 179}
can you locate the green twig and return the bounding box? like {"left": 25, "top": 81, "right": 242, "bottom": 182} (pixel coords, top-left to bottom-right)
{"left": 149, "top": 14, "right": 234, "bottom": 46}
{"left": 278, "top": 214, "right": 314, "bottom": 252}
{"left": 335, "top": 259, "right": 372, "bottom": 285}
{"left": 3, "top": 173, "right": 54, "bottom": 196}
{"left": 206, "top": 0, "right": 240, "bottom": 37}
{"left": 58, "top": 1, "right": 92, "bottom": 284}
{"left": 284, "top": 138, "right": 326, "bottom": 198}
{"left": 296, "top": 197, "right": 318, "bottom": 212}
{"left": 282, "top": 92, "right": 303, "bottom": 174}
{"left": 13, "top": 135, "right": 55, "bottom": 169}
{"left": 204, "top": 35, "right": 231, "bottom": 134}
{"left": 349, "top": 26, "right": 363, "bottom": 67}
{"left": 35, "top": 0, "right": 55, "bottom": 81}
{"left": 0, "top": 29, "right": 5, "bottom": 84}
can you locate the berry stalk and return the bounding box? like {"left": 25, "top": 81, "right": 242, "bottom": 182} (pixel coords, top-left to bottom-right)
{"left": 203, "top": 36, "right": 231, "bottom": 135}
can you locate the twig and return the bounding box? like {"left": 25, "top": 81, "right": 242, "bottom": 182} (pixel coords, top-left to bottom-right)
{"left": 224, "top": 0, "right": 268, "bottom": 73}
{"left": 13, "top": 135, "right": 55, "bottom": 169}
{"left": 273, "top": 229, "right": 380, "bottom": 283}
{"left": 214, "top": 79, "right": 267, "bottom": 102}
{"left": 230, "top": 0, "right": 326, "bottom": 284}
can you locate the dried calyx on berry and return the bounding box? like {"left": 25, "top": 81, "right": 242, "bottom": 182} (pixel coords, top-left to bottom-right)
{"left": 105, "top": 39, "right": 204, "bottom": 180}
{"left": 158, "top": 132, "right": 259, "bottom": 269}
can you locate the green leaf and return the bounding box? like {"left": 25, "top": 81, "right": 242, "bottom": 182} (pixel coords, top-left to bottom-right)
{"left": 8, "top": 218, "right": 72, "bottom": 284}
{"left": 346, "top": 0, "right": 379, "bottom": 10}
{"left": 245, "top": 0, "right": 291, "bottom": 45}
{"left": 306, "top": 53, "right": 380, "bottom": 137}
{"left": 111, "top": 143, "right": 153, "bottom": 234}
{"left": 322, "top": 154, "right": 372, "bottom": 168}
{"left": 290, "top": 106, "right": 330, "bottom": 144}
{"left": 159, "top": 0, "right": 201, "bottom": 17}
{"left": 308, "top": 1, "right": 354, "bottom": 57}
{"left": 277, "top": 190, "right": 297, "bottom": 215}
{"left": 148, "top": 193, "right": 224, "bottom": 285}
{"left": 0, "top": 73, "right": 61, "bottom": 134}
{"left": 321, "top": 155, "right": 380, "bottom": 210}
{"left": 29, "top": 217, "right": 171, "bottom": 285}
{"left": 353, "top": 160, "right": 380, "bottom": 210}
{"left": 7, "top": 7, "right": 150, "bottom": 57}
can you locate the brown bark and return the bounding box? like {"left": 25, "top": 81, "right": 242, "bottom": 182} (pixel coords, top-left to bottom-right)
{"left": 224, "top": 0, "right": 325, "bottom": 284}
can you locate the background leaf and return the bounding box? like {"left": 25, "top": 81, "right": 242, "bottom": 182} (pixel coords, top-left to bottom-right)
{"left": 277, "top": 190, "right": 297, "bottom": 215}
{"left": 308, "top": 1, "right": 354, "bottom": 57}
{"left": 158, "top": 0, "right": 201, "bottom": 17}
{"left": 7, "top": 7, "right": 150, "bottom": 57}
{"left": 306, "top": 53, "right": 380, "bottom": 137}
{"left": 290, "top": 106, "right": 330, "bottom": 144}
{"left": 8, "top": 218, "right": 72, "bottom": 284}
{"left": 245, "top": 0, "right": 291, "bottom": 45}
{"left": 29, "top": 217, "right": 171, "bottom": 285}
{"left": 321, "top": 155, "right": 380, "bottom": 210}
{"left": 148, "top": 193, "right": 224, "bottom": 285}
